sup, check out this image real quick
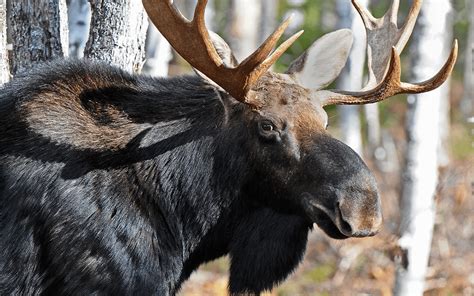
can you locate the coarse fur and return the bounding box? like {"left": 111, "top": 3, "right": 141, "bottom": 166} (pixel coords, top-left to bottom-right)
{"left": 0, "top": 61, "right": 308, "bottom": 295}
{"left": 0, "top": 59, "right": 380, "bottom": 295}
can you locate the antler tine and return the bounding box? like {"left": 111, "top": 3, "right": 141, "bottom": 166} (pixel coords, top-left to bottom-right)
{"left": 351, "top": 0, "right": 377, "bottom": 29}
{"left": 318, "top": 0, "right": 456, "bottom": 106}
{"left": 143, "top": 0, "right": 301, "bottom": 105}
{"left": 193, "top": 0, "right": 208, "bottom": 23}
{"left": 192, "top": 0, "right": 223, "bottom": 66}
{"left": 352, "top": 0, "right": 424, "bottom": 88}
{"left": 240, "top": 16, "right": 293, "bottom": 72}
{"left": 399, "top": 40, "right": 458, "bottom": 93}
{"left": 387, "top": 0, "right": 400, "bottom": 24}
{"left": 246, "top": 30, "right": 304, "bottom": 88}
{"left": 320, "top": 40, "right": 458, "bottom": 106}
{"left": 322, "top": 47, "right": 402, "bottom": 106}
{"left": 397, "top": 0, "right": 423, "bottom": 53}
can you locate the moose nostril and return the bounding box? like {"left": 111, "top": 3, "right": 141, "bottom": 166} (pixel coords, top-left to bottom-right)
{"left": 336, "top": 203, "right": 353, "bottom": 235}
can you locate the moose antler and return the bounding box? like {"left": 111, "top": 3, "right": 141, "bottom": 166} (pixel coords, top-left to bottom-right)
{"left": 317, "top": 0, "right": 458, "bottom": 106}
{"left": 142, "top": 0, "right": 303, "bottom": 104}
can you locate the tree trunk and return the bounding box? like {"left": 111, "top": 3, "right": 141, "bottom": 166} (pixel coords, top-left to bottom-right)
{"left": 0, "top": 0, "right": 9, "bottom": 83}
{"left": 84, "top": 0, "right": 148, "bottom": 73}
{"left": 259, "top": 0, "right": 277, "bottom": 44}
{"left": 8, "top": 0, "right": 68, "bottom": 75}
{"left": 226, "top": 0, "right": 262, "bottom": 61}
{"left": 364, "top": 103, "right": 381, "bottom": 152}
{"left": 335, "top": 0, "right": 367, "bottom": 156}
{"left": 67, "top": 0, "right": 90, "bottom": 58}
{"left": 142, "top": 25, "right": 172, "bottom": 77}
{"left": 394, "top": 1, "right": 453, "bottom": 295}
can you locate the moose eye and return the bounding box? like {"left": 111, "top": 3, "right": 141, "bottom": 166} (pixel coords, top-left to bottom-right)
{"left": 258, "top": 120, "right": 280, "bottom": 142}
{"left": 261, "top": 123, "right": 274, "bottom": 132}
{"left": 259, "top": 120, "right": 277, "bottom": 133}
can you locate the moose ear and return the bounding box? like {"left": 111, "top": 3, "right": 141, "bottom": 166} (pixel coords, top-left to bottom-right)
{"left": 286, "top": 29, "right": 354, "bottom": 90}
{"left": 195, "top": 31, "right": 238, "bottom": 88}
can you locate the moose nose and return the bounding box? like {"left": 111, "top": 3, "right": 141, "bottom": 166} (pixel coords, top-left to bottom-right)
{"left": 336, "top": 201, "right": 383, "bottom": 237}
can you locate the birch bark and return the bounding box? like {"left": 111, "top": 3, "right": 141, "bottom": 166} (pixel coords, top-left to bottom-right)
{"left": 84, "top": 0, "right": 148, "bottom": 73}
{"left": 259, "top": 0, "right": 277, "bottom": 44}
{"left": 335, "top": 0, "right": 367, "bottom": 155}
{"left": 143, "top": 25, "right": 172, "bottom": 77}
{"left": 394, "top": 0, "right": 453, "bottom": 294}
{"left": 0, "top": 0, "right": 9, "bottom": 83}
{"left": 67, "top": 0, "right": 90, "bottom": 58}
{"left": 226, "top": 0, "right": 262, "bottom": 61}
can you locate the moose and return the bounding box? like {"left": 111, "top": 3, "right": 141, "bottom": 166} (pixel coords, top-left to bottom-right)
{"left": 0, "top": 0, "right": 456, "bottom": 295}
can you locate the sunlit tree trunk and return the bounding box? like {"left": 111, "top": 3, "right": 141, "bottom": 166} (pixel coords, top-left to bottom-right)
{"left": 394, "top": 1, "right": 453, "bottom": 295}
{"left": 67, "top": 0, "right": 90, "bottom": 58}
{"left": 0, "top": 0, "right": 9, "bottom": 83}
{"left": 259, "top": 0, "right": 277, "bottom": 44}
{"left": 226, "top": 0, "right": 261, "bottom": 61}
{"left": 143, "top": 26, "right": 172, "bottom": 77}
{"left": 437, "top": 12, "right": 454, "bottom": 168}
{"left": 84, "top": 0, "right": 148, "bottom": 73}
{"left": 8, "top": 0, "right": 68, "bottom": 75}
{"left": 335, "top": 0, "right": 367, "bottom": 155}
{"left": 364, "top": 103, "right": 381, "bottom": 151}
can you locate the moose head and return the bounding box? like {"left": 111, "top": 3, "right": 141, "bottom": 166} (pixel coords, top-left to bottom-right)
{"left": 143, "top": 0, "right": 457, "bottom": 239}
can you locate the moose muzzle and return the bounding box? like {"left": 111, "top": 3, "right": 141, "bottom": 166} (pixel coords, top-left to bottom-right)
{"left": 300, "top": 135, "right": 383, "bottom": 239}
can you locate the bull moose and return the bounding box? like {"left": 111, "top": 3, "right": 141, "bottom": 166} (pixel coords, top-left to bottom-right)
{"left": 0, "top": 0, "right": 457, "bottom": 295}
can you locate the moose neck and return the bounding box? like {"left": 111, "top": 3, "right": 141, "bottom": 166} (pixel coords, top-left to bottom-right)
{"left": 126, "top": 76, "right": 252, "bottom": 264}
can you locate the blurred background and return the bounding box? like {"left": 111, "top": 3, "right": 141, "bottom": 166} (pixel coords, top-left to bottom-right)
{"left": 1, "top": 0, "right": 472, "bottom": 295}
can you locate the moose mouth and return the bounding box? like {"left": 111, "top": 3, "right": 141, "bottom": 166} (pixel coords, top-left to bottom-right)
{"left": 301, "top": 193, "right": 350, "bottom": 240}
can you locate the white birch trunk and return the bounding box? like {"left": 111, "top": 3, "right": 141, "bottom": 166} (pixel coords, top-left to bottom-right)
{"left": 67, "top": 0, "right": 90, "bottom": 58}
{"left": 0, "top": 0, "right": 9, "bottom": 84}
{"left": 259, "top": 0, "right": 277, "bottom": 44}
{"left": 335, "top": 0, "right": 367, "bottom": 155}
{"left": 8, "top": 0, "right": 69, "bottom": 75}
{"left": 226, "top": 0, "right": 261, "bottom": 61}
{"left": 364, "top": 103, "right": 381, "bottom": 151}
{"left": 437, "top": 9, "right": 453, "bottom": 167}
{"left": 143, "top": 25, "right": 172, "bottom": 77}
{"left": 394, "top": 1, "right": 453, "bottom": 295}
{"left": 84, "top": 0, "right": 148, "bottom": 73}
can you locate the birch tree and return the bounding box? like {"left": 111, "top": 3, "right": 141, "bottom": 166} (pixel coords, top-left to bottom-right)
{"left": 226, "top": 0, "right": 262, "bottom": 61}
{"left": 84, "top": 0, "right": 148, "bottom": 73}
{"left": 0, "top": 0, "right": 9, "bottom": 83}
{"left": 394, "top": 0, "right": 454, "bottom": 294}
{"left": 259, "top": 0, "right": 277, "bottom": 44}
{"left": 67, "top": 0, "right": 90, "bottom": 58}
{"left": 335, "top": 0, "right": 367, "bottom": 155}
{"left": 363, "top": 101, "right": 381, "bottom": 153}
{"left": 8, "top": 0, "right": 68, "bottom": 75}
{"left": 143, "top": 26, "right": 172, "bottom": 77}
